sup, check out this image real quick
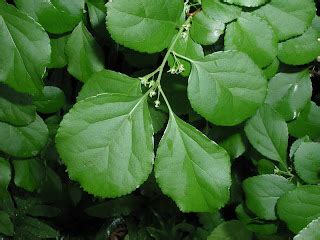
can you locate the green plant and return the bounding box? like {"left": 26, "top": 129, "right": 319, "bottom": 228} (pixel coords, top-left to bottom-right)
{"left": 0, "top": 0, "right": 320, "bottom": 239}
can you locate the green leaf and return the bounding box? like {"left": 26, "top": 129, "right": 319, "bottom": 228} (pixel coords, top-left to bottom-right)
{"left": 220, "top": 132, "right": 246, "bottom": 160}
{"left": 265, "top": 70, "right": 312, "bottom": 121}
{"left": 0, "top": 115, "right": 49, "bottom": 158}
{"left": 0, "top": 3, "right": 51, "bottom": 95}
{"left": 13, "top": 158, "right": 45, "bottom": 192}
{"left": 48, "top": 35, "right": 68, "bottom": 69}
{"left": 188, "top": 51, "right": 267, "bottom": 126}
{"left": 277, "top": 185, "right": 320, "bottom": 233}
{"left": 289, "top": 136, "right": 310, "bottom": 159}
{"left": 190, "top": 12, "right": 225, "bottom": 46}
{"left": 106, "top": 0, "right": 184, "bottom": 53}
{"left": 15, "top": 0, "right": 84, "bottom": 34}
{"left": 168, "top": 34, "right": 204, "bottom": 77}
{"left": 222, "top": 0, "right": 267, "bottom": 7}
{"left": 15, "top": 216, "right": 59, "bottom": 238}
{"left": 56, "top": 93, "right": 154, "bottom": 198}
{"left": 86, "top": 0, "right": 106, "bottom": 30}
{"left": 245, "top": 104, "right": 288, "bottom": 165}
{"left": 85, "top": 195, "right": 143, "bottom": 218}
{"left": 0, "top": 83, "right": 36, "bottom": 126}
{"left": 155, "top": 113, "right": 231, "bottom": 212}
{"left": 208, "top": 220, "right": 252, "bottom": 240}
{"left": 0, "top": 210, "right": 14, "bottom": 236}
{"left": 149, "top": 106, "right": 167, "bottom": 134}
{"left": 77, "top": 70, "right": 141, "bottom": 101}
{"left": 0, "top": 157, "right": 11, "bottom": 191}
{"left": 26, "top": 204, "right": 60, "bottom": 218}
{"left": 254, "top": 0, "right": 316, "bottom": 41}
{"left": 32, "top": 86, "right": 66, "bottom": 114}
{"left": 236, "top": 204, "right": 278, "bottom": 235}
{"left": 202, "top": 0, "right": 241, "bottom": 23}
{"left": 294, "top": 142, "right": 320, "bottom": 184}
{"left": 294, "top": 217, "right": 320, "bottom": 240}
{"left": 278, "top": 16, "right": 320, "bottom": 65}
{"left": 263, "top": 58, "right": 279, "bottom": 80}
{"left": 243, "top": 174, "right": 295, "bottom": 220}
{"left": 288, "top": 102, "right": 320, "bottom": 140}
{"left": 257, "top": 159, "right": 276, "bottom": 175}
{"left": 66, "top": 22, "right": 105, "bottom": 83}
{"left": 225, "top": 12, "right": 278, "bottom": 68}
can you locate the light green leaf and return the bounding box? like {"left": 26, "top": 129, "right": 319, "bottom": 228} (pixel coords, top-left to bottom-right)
{"left": 278, "top": 16, "right": 320, "bottom": 65}
{"left": 106, "top": 0, "right": 184, "bottom": 53}
{"left": 288, "top": 102, "right": 320, "bottom": 140}
{"left": 0, "top": 3, "right": 51, "bottom": 95}
{"left": 0, "top": 83, "right": 36, "bottom": 126}
{"left": 32, "top": 86, "right": 66, "bottom": 114}
{"left": 265, "top": 70, "right": 312, "bottom": 121}
{"left": 15, "top": 216, "right": 59, "bottom": 238}
{"left": 48, "top": 35, "right": 68, "bottom": 69}
{"left": 277, "top": 185, "right": 320, "bottom": 233}
{"left": 56, "top": 93, "right": 154, "bottom": 198}
{"left": 0, "top": 115, "right": 48, "bottom": 158}
{"left": 13, "top": 158, "right": 45, "bottom": 192}
{"left": 66, "top": 22, "right": 105, "bottom": 83}
{"left": 243, "top": 174, "right": 295, "bottom": 220}
{"left": 188, "top": 51, "right": 267, "bottom": 126}
{"left": 0, "top": 157, "right": 11, "bottom": 191}
{"left": 263, "top": 58, "right": 279, "bottom": 80}
{"left": 254, "top": 0, "right": 316, "bottom": 41}
{"left": 245, "top": 104, "right": 288, "bottom": 165}
{"left": 202, "top": 0, "right": 241, "bottom": 23}
{"left": 155, "top": 113, "right": 231, "bottom": 212}
{"left": 77, "top": 70, "right": 141, "bottom": 101}
{"left": 0, "top": 210, "right": 14, "bottom": 236}
{"left": 222, "top": 0, "right": 267, "bottom": 7}
{"left": 15, "top": 0, "right": 84, "bottom": 34}
{"left": 190, "top": 12, "right": 225, "bottom": 46}
{"left": 225, "top": 12, "right": 278, "bottom": 68}
{"left": 168, "top": 34, "right": 204, "bottom": 77}
{"left": 294, "top": 217, "right": 320, "bottom": 240}
{"left": 294, "top": 142, "right": 320, "bottom": 184}
{"left": 208, "top": 220, "right": 252, "bottom": 240}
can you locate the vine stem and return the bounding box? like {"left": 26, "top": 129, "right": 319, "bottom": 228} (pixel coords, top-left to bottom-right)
{"left": 172, "top": 51, "right": 194, "bottom": 63}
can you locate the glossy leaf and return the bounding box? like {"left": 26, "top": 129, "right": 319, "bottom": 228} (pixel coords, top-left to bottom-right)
{"left": 265, "top": 70, "right": 312, "bottom": 121}
{"left": 208, "top": 220, "right": 252, "bottom": 240}
{"left": 188, "top": 51, "right": 267, "bottom": 126}
{"left": 106, "top": 0, "right": 184, "bottom": 53}
{"left": 13, "top": 158, "right": 45, "bottom": 192}
{"left": 48, "top": 35, "right": 68, "bottom": 69}
{"left": 190, "top": 12, "right": 225, "bottom": 46}
{"left": 155, "top": 113, "right": 231, "bottom": 212}
{"left": 222, "top": 0, "right": 267, "bottom": 7}
{"left": 278, "top": 16, "right": 320, "bottom": 65}
{"left": 15, "top": 0, "right": 84, "bottom": 34}
{"left": 254, "top": 0, "right": 316, "bottom": 41}
{"left": 288, "top": 102, "right": 320, "bottom": 140}
{"left": 0, "top": 3, "right": 51, "bottom": 95}
{"left": 32, "top": 86, "right": 66, "bottom": 114}
{"left": 66, "top": 22, "right": 105, "bottom": 82}
{"left": 294, "top": 217, "right": 320, "bottom": 240}
{"left": 0, "top": 115, "right": 49, "bottom": 158}
{"left": 0, "top": 83, "right": 36, "bottom": 126}
{"left": 243, "top": 174, "right": 295, "bottom": 220}
{"left": 245, "top": 104, "right": 288, "bottom": 165}
{"left": 202, "top": 0, "right": 241, "bottom": 23}
{"left": 225, "top": 12, "right": 278, "bottom": 68}
{"left": 277, "top": 185, "right": 320, "bottom": 233}
{"left": 77, "top": 70, "right": 141, "bottom": 101}
{"left": 294, "top": 142, "right": 320, "bottom": 184}
{"left": 56, "top": 94, "right": 154, "bottom": 198}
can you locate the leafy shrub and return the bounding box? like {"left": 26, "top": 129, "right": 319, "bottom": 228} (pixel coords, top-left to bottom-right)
{"left": 0, "top": 0, "right": 320, "bottom": 239}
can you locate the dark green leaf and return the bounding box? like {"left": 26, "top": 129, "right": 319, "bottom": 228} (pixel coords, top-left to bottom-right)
{"left": 208, "top": 220, "right": 252, "bottom": 240}
{"left": 48, "top": 35, "right": 68, "bottom": 69}
{"left": 0, "top": 210, "right": 13, "bottom": 236}
{"left": 0, "top": 157, "right": 10, "bottom": 191}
